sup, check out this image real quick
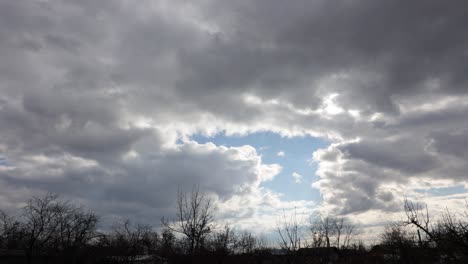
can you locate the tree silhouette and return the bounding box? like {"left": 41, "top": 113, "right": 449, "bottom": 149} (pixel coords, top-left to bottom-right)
{"left": 162, "top": 186, "right": 215, "bottom": 255}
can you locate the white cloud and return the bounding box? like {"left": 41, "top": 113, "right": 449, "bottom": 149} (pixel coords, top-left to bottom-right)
{"left": 277, "top": 151, "right": 285, "bottom": 157}
{"left": 292, "top": 172, "right": 303, "bottom": 183}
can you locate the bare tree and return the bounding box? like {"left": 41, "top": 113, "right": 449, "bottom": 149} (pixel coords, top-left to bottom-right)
{"left": 108, "top": 219, "right": 156, "bottom": 264}
{"left": 237, "top": 231, "right": 257, "bottom": 254}
{"left": 381, "top": 224, "right": 416, "bottom": 247}
{"left": 380, "top": 223, "right": 417, "bottom": 263}
{"left": 341, "top": 222, "right": 356, "bottom": 249}
{"left": 310, "top": 214, "right": 335, "bottom": 248}
{"left": 210, "top": 224, "right": 237, "bottom": 255}
{"left": 50, "top": 202, "right": 98, "bottom": 264}
{"left": 255, "top": 235, "right": 271, "bottom": 251}
{"left": 21, "top": 193, "right": 63, "bottom": 264}
{"left": 0, "top": 210, "right": 11, "bottom": 247}
{"left": 333, "top": 217, "right": 356, "bottom": 249}
{"left": 276, "top": 208, "right": 302, "bottom": 253}
{"left": 434, "top": 206, "right": 468, "bottom": 255}
{"left": 159, "top": 228, "right": 176, "bottom": 257}
{"left": 403, "top": 198, "right": 433, "bottom": 242}
{"left": 162, "top": 186, "right": 215, "bottom": 254}
{"left": 403, "top": 198, "right": 468, "bottom": 260}
{"left": 310, "top": 214, "right": 356, "bottom": 249}
{"left": 18, "top": 193, "right": 98, "bottom": 264}
{"left": 0, "top": 210, "right": 23, "bottom": 249}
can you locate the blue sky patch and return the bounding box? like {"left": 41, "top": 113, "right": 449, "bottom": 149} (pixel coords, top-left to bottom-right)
{"left": 0, "top": 156, "right": 9, "bottom": 166}
{"left": 191, "top": 132, "right": 329, "bottom": 202}
{"left": 415, "top": 185, "right": 467, "bottom": 197}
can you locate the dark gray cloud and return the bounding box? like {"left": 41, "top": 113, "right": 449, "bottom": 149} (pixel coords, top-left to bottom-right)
{"left": 192, "top": 0, "right": 468, "bottom": 112}
{"left": 0, "top": 0, "right": 467, "bottom": 226}
{"left": 430, "top": 130, "right": 468, "bottom": 159}
{"left": 0, "top": 139, "right": 278, "bottom": 223}
{"left": 340, "top": 138, "right": 438, "bottom": 175}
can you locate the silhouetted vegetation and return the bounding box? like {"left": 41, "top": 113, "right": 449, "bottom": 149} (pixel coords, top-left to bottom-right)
{"left": 161, "top": 186, "right": 215, "bottom": 255}
{"left": 1, "top": 193, "right": 467, "bottom": 263}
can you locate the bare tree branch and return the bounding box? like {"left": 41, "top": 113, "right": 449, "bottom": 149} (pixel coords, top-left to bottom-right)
{"left": 276, "top": 208, "right": 302, "bottom": 253}
{"left": 162, "top": 186, "right": 215, "bottom": 255}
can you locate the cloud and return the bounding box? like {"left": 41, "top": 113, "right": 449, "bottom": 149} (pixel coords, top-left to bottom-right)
{"left": 277, "top": 151, "right": 285, "bottom": 157}
{"left": 0, "top": 0, "right": 467, "bottom": 235}
{"left": 0, "top": 137, "right": 282, "bottom": 222}
{"left": 292, "top": 172, "right": 303, "bottom": 184}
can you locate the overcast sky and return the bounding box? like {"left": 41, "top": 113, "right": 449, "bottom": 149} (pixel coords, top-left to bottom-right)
{"left": 1, "top": 0, "right": 467, "bottom": 240}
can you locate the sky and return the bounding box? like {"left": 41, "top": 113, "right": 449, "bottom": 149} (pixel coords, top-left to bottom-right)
{"left": 192, "top": 132, "right": 328, "bottom": 202}
{"left": 1, "top": 0, "right": 468, "bottom": 242}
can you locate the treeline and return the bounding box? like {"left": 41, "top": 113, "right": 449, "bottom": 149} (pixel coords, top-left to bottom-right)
{"left": 1, "top": 190, "right": 467, "bottom": 264}
{"left": 377, "top": 198, "right": 468, "bottom": 263}
{"left": 0, "top": 191, "right": 270, "bottom": 264}
{"left": 274, "top": 197, "right": 468, "bottom": 263}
